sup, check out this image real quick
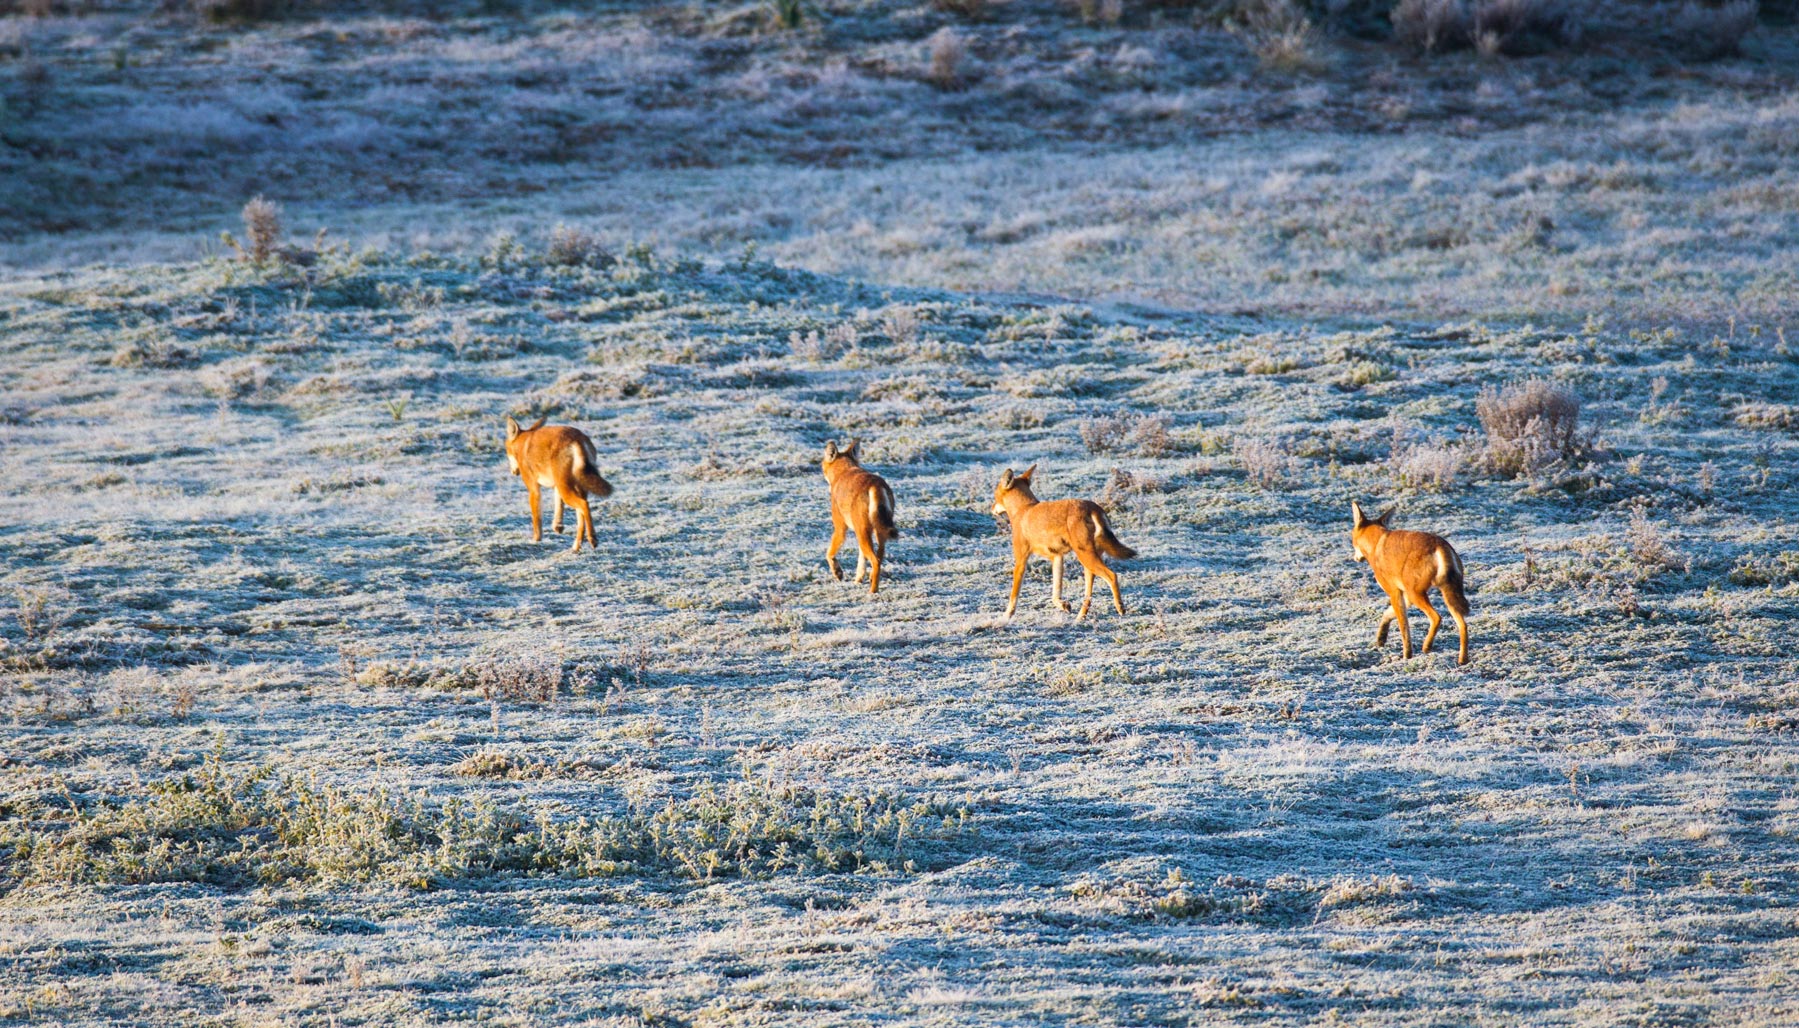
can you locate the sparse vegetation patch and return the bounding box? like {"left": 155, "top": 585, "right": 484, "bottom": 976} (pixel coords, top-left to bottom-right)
{"left": 13, "top": 748, "right": 970, "bottom": 890}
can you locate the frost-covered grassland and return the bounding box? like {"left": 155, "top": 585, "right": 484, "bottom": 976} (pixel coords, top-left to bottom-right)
{"left": 2, "top": 244, "right": 1798, "bottom": 1025}
{"left": 5, "top": 0, "right": 1799, "bottom": 1025}
{"left": 5, "top": 2, "right": 1799, "bottom": 329}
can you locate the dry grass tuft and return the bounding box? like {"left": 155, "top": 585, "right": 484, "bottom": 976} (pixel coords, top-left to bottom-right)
{"left": 1236, "top": 435, "right": 1297, "bottom": 489}
{"left": 928, "top": 28, "right": 969, "bottom": 90}
{"left": 1132, "top": 414, "right": 1175, "bottom": 457}
{"left": 1733, "top": 402, "right": 1798, "bottom": 430}
{"left": 451, "top": 748, "right": 519, "bottom": 778}
{"left": 1392, "top": 0, "right": 1472, "bottom": 51}
{"left": 1238, "top": 0, "right": 1327, "bottom": 71}
{"left": 881, "top": 304, "right": 923, "bottom": 348}
{"left": 544, "top": 224, "right": 615, "bottom": 268}
{"left": 1080, "top": 414, "right": 1133, "bottom": 454}
{"left": 1476, "top": 378, "right": 1587, "bottom": 477}
{"left": 469, "top": 655, "right": 564, "bottom": 703}
{"left": 233, "top": 195, "right": 282, "bottom": 265}
{"left": 1626, "top": 503, "right": 1687, "bottom": 576}
{"left": 1388, "top": 432, "right": 1463, "bottom": 492}
{"left": 1081, "top": 413, "right": 1179, "bottom": 456}
{"left": 1100, "top": 467, "right": 1167, "bottom": 508}
{"left": 1318, "top": 873, "right": 1411, "bottom": 908}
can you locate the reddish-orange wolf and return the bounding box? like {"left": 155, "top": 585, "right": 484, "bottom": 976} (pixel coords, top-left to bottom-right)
{"left": 991, "top": 464, "right": 1137, "bottom": 620}
{"left": 821, "top": 438, "right": 898, "bottom": 593}
{"left": 505, "top": 416, "right": 614, "bottom": 553}
{"left": 1350, "top": 500, "right": 1471, "bottom": 664}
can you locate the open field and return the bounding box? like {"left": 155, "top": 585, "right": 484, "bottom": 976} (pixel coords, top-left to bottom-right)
{"left": 5, "top": 1, "right": 1799, "bottom": 1025}
{"left": 5, "top": 2, "right": 1798, "bottom": 328}
{"left": 3, "top": 245, "right": 1798, "bottom": 1025}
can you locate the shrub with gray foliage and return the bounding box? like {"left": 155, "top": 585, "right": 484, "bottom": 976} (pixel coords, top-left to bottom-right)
{"left": 1476, "top": 378, "right": 1588, "bottom": 477}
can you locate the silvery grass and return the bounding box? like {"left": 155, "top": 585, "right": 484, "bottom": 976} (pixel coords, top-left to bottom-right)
{"left": 3, "top": 4, "right": 1796, "bottom": 335}
{"left": 1, "top": 247, "right": 1796, "bottom": 1024}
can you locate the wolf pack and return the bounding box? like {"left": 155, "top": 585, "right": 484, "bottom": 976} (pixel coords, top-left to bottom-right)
{"left": 505, "top": 414, "right": 1473, "bottom": 666}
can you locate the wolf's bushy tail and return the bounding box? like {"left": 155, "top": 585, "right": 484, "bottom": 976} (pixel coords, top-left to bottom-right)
{"left": 1092, "top": 512, "right": 1136, "bottom": 560}
{"left": 1439, "top": 548, "right": 1470, "bottom": 617}
{"left": 575, "top": 438, "right": 614, "bottom": 498}
{"left": 870, "top": 484, "right": 899, "bottom": 541}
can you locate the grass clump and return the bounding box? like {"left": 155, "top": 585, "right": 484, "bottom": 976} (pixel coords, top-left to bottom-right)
{"left": 544, "top": 224, "right": 616, "bottom": 269}
{"left": 1391, "top": 0, "right": 1471, "bottom": 51}
{"left": 1729, "top": 550, "right": 1799, "bottom": 586}
{"left": 1238, "top": 0, "right": 1328, "bottom": 71}
{"left": 928, "top": 28, "right": 970, "bottom": 89}
{"left": 1080, "top": 413, "right": 1178, "bottom": 456}
{"left": 1392, "top": 0, "right": 1581, "bottom": 54}
{"left": 240, "top": 195, "right": 281, "bottom": 264}
{"left": 1475, "top": 378, "right": 1588, "bottom": 478}
{"left": 1080, "top": 413, "right": 1132, "bottom": 454}
{"left": 1342, "top": 360, "right": 1395, "bottom": 389}
{"left": 468, "top": 654, "right": 564, "bottom": 703}
{"left": 1388, "top": 434, "right": 1463, "bottom": 492}
{"left": 14, "top": 748, "right": 970, "bottom": 890}
{"left": 767, "top": 0, "right": 807, "bottom": 30}
{"left": 1316, "top": 873, "right": 1410, "bottom": 908}
{"left": 1236, "top": 435, "right": 1297, "bottom": 489}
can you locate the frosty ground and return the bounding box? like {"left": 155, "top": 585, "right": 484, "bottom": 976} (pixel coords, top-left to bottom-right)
{"left": 7, "top": 2, "right": 1799, "bottom": 330}
{"left": 6, "top": 1, "right": 1799, "bottom": 1025}
{"left": 2, "top": 243, "right": 1797, "bottom": 1026}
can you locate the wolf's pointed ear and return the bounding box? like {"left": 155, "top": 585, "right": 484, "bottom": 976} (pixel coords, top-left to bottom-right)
{"left": 1018, "top": 463, "right": 1037, "bottom": 482}
{"left": 999, "top": 468, "right": 1015, "bottom": 489}
{"left": 1375, "top": 505, "right": 1396, "bottom": 525}
{"left": 824, "top": 440, "right": 839, "bottom": 461}
{"left": 846, "top": 437, "right": 861, "bottom": 459}
{"left": 1350, "top": 500, "right": 1365, "bottom": 528}
{"left": 526, "top": 416, "right": 547, "bottom": 432}
{"left": 506, "top": 417, "right": 521, "bottom": 441}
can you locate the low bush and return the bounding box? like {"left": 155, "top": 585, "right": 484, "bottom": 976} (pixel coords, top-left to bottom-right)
{"left": 1388, "top": 434, "right": 1463, "bottom": 492}
{"left": 1673, "top": 0, "right": 1759, "bottom": 58}
{"left": 1392, "top": 0, "right": 1581, "bottom": 54}
{"left": 1081, "top": 413, "right": 1179, "bottom": 456}
{"left": 14, "top": 748, "right": 970, "bottom": 890}
{"left": 190, "top": 0, "right": 296, "bottom": 23}
{"left": 928, "top": 28, "right": 968, "bottom": 89}
{"left": 1080, "top": 414, "right": 1132, "bottom": 454}
{"left": 544, "top": 224, "right": 615, "bottom": 269}
{"left": 1237, "top": 435, "right": 1297, "bottom": 489}
{"left": 241, "top": 195, "right": 282, "bottom": 264}
{"left": 1238, "top": 0, "right": 1328, "bottom": 70}
{"left": 1476, "top": 378, "right": 1589, "bottom": 478}
{"left": 1391, "top": 0, "right": 1471, "bottom": 51}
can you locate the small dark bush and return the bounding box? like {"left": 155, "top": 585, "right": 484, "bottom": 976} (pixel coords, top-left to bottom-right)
{"left": 191, "top": 0, "right": 294, "bottom": 22}
{"left": 1392, "top": 0, "right": 1471, "bottom": 51}
{"left": 1673, "top": 0, "right": 1759, "bottom": 59}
